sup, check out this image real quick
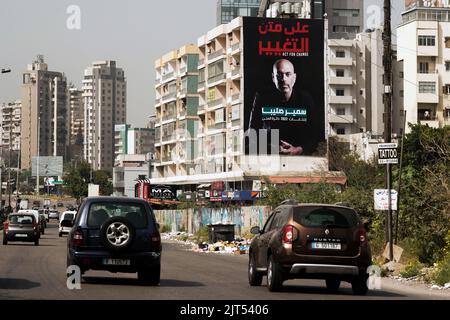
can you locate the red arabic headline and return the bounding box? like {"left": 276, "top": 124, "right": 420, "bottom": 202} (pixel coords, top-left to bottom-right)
{"left": 258, "top": 21, "right": 310, "bottom": 57}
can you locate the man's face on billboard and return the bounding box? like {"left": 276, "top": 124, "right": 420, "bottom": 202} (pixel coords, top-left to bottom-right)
{"left": 272, "top": 59, "right": 296, "bottom": 100}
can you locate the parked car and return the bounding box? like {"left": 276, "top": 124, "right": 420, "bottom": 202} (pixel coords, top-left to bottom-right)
{"left": 3, "top": 213, "right": 40, "bottom": 245}
{"left": 39, "top": 213, "right": 46, "bottom": 234}
{"left": 67, "top": 197, "right": 161, "bottom": 285}
{"left": 57, "top": 202, "right": 64, "bottom": 207}
{"left": 59, "top": 211, "right": 76, "bottom": 237}
{"left": 49, "top": 210, "right": 59, "bottom": 220}
{"left": 248, "top": 201, "right": 372, "bottom": 294}
{"left": 17, "top": 209, "right": 41, "bottom": 238}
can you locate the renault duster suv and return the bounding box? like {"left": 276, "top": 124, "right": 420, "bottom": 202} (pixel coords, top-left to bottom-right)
{"left": 248, "top": 202, "right": 371, "bottom": 294}
{"left": 67, "top": 197, "right": 161, "bottom": 285}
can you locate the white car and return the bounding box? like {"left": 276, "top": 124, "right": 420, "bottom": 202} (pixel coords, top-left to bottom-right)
{"left": 59, "top": 211, "right": 76, "bottom": 237}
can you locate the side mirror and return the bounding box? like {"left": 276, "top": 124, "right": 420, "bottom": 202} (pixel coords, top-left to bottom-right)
{"left": 250, "top": 226, "right": 261, "bottom": 235}
{"left": 363, "top": 222, "right": 370, "bottom": 232}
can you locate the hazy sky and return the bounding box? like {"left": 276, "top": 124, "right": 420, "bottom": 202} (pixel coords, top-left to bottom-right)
{"left": 0, "top": 0, "right": 404, "bottom": 128}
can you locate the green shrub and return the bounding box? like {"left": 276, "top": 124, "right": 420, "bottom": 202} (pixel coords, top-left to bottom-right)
{"left": 160, "top": 224, "right": 171, "bottom": 233}
{"left": 195, "top": 226, "right": 209, "bottom": 244}
{"left": 400, "top": 260, "right": 424, "bottom": 278}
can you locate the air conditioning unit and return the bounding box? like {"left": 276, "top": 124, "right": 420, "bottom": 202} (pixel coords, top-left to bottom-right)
{"left": 281, "top": 3, "right": 292, "bottom": 14}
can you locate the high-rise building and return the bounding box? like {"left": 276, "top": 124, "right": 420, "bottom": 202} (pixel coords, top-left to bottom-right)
{"left": 217, "top": 0, "right": 260, "bottom": 25}
{"left": 259, "top": 0, "right": 363, "bottom": 39}
{"left": 397, "top": 2, "right": 450, "bottom": 132}
{"left": 82, "top": 61, "right": 127, "bottom": 170}
{"left": 20, "top": 55, "right": 69, "bottom": 170}
{"left": 0, "top": 100, "right": 22, "bottom": 151}
{"left": 114, "top": 124, "right": 154, "bottom": 162}
{"left": 68, "top": 85, "right": 84, "bottom": 163}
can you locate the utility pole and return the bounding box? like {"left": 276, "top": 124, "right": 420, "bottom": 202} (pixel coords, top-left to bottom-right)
{"left": 8, "top": 107, "right": 12, "bottom": 209}
{"left": 383, "top": 0, "right": 394, "bottom": 261}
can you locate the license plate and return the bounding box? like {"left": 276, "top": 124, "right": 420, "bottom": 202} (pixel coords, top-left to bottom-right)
{"left": 312, "top": 242, "right": 341, "bottom": 250}
{"left": 102, "top": 259, "right": 131, "bottom": 266}
{"left": 15, "top": 234, "right": 28, "bottom": 238}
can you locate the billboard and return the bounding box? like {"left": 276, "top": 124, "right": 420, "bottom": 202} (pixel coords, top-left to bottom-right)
{"left": 243, "top": 17, "right": 325, "bottom": 157}
{"left": 32, "top": 156, "right": 63, "bottom": 177}
{"left": 405, "top": 0, "right": 450, "bottom": 9}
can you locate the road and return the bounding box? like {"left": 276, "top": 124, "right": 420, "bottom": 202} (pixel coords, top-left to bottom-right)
{"left": 0, "top": 221, "right": 444, "bottom": 300}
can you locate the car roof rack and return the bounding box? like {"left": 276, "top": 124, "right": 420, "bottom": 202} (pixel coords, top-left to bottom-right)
{"left": 334, "top": 202, "right": 351, "bottom": 207}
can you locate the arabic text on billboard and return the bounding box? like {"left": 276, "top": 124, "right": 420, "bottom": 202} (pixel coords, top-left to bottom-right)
{"left": 243, "top": 17, "right": 325, "bottom": 157}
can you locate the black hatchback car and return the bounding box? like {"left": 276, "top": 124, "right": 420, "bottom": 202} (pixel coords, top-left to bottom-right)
{"left": 67, "top": 197, "right": 161, "bottom": 285}
{"left": 248, "top": 202, "right": 372, "bottom": 294}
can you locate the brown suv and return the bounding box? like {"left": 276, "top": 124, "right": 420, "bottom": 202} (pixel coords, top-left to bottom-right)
{"left": 248, "top": 202, "right": 371, "bottom": 294}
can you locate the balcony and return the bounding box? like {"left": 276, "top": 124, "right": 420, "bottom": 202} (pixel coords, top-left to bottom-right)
{"left": 208, "top": 98, "right": 225, "bottom": 109}
{"left": 198, "top": 58, "right": 205, "bottom": 66}
{"left": 214, "top": 122, "right": 227, "bottom": 130}
{"left": 329, "top": 58, "right": 353, "bottom": 66}
{"left": 329, "top": 96, "right": 353, "bottom": 104}
{"left": 162, "top": 112, "right": 176, "bottom": 121}
{"left": 419, "top": 119, "right": 440, "bottom": 128}
{"left": 208, "top": 73, "right": 226, "bottom": 85}
{"left": 179, "top": 66, "right": 187, "bottom": 75}
{"left": 198, "top": 104, "right": 206, "bottom": 113}
{"left": 231, "top": 43, "right": 240, "bottom": 53}
{"left": 329, "top": 76, "right": 353, "bottom": 85}
{"left": 231, "top": 68, "right": 241, "bottom": 78}
{"left": 162, "top": 71, "right": 175, "bottom": 82}
{"left": 198, "top": 81, "right": 206, "bottom": 91}
{"left": 328, "top": 114, "right": 354, "bottom": 124}
{"left": 178, "top": 108, "right": 186, "bottom": 117}
{"left": 161, "top": 92, "right": 177, "bottom": 103}
{"left": 208, "top": 49, "right": 224, "bottom": 61}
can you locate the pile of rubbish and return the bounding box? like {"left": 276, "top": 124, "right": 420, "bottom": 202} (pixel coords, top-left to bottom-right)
{"left": 192, "top": 239, "right": 251, "bottom": 255}
{"left": 161, "top": 232, "right": 251, "bottom": 255}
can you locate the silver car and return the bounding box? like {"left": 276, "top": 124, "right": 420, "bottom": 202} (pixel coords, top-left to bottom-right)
{"left": 3, "top": 213, "right": 40, "bottom": 245}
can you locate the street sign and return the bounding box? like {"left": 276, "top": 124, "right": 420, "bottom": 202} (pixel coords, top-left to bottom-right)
{"left": 374, "top": 189, "right": 398, "bottom": 210}
{"left": 377, "top": 143, "right": 398, "bottom": 164}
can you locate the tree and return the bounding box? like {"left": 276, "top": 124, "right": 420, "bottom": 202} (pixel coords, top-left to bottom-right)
{"left": 93, "top": 170, "right": 113, "bottom": 196}
{"left": 63, "top": 162, "right": 91, "bottom": 200}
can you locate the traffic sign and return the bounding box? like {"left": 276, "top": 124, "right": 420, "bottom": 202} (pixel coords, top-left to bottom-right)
{"left": 378, "top": 143, "right": 398, "bottom": 164}
{"left": 374, "top": 189, "right": 398, "bottom": 210}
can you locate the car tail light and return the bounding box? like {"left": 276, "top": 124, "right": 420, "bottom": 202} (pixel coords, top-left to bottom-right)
{"left": 33, "top": 222, "right": 38, "bottom": 230}
{"left": 359, "top": 226, "right": 367, "bottom": 246}
{"left": 72, "top": 228, "right": 84, "bottom": 247}
{"left": 3, "top": 222, "right": 8, "bottom": 233}
{"left": 282, "top": 225, "right": 297, "bottom": 244}
{"left": 150, "top": 233, "right": 160, "bottom": 243}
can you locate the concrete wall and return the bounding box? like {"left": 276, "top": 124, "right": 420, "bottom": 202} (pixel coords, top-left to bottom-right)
{"left": 154, "top": 206, "right": 272, "bottom": 236}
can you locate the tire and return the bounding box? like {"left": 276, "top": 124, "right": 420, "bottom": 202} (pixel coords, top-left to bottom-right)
{"left": 248, "top": 253, "right": 263, "bottom": 286}
{"left": 3, "top": 238, "right": 7, "bottom": 245}
{"left": 41, "top": 228, "right": 45, "bottom": 235}
{"left": 34, "top": 238, "right": 39, "bottom": 246}
{"left": 100, "top": 217, "right": 135, "bottom": 252}
{"left": 138, "top": 265, "right": 160, "bottom": 286}
{"left": 267, "top": 255, "right": 283, "bottom": 292}
{"left": 59, "top": 232, "right": 62, "bottom": 237}
{"left": 326, "top": 278, "right": 341, "bottom": 293}
{"left": 352, "top": 275, "right": 369, "bottom": 295}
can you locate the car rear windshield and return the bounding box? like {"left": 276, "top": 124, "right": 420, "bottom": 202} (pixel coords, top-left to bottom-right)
{"left": 10, "top": 215, "right": 34, "bottom": 224}
{"left": 63, "top": 213, "right": 75, "bottom": 221}
{"left": 87, "top": 202, "right": 148, "bottom": 228}
{"left": 293, "top": 206, "right": 359, "bottom": 228}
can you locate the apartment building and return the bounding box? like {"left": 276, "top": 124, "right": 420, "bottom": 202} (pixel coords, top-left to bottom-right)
{"left": 259, "top": 0, "right": 363, "bottom": 39}
{"left": 68, "top": 86, "right": 84, "bottom": 163}
{"left": 153, "top": 45, "right": 200, "bottom": 180}
{"left": 0, "top": 101, "right": 21, "bottom": 151}
{"left": 397, "top": 3, "right": 450, "bottom": 131}
{"left": 114, "top": 124, "right": 154, "bottom": 162}
{"left": 82, "top": 61, "right": 127, "bottom": 170}
{"left": 217, "top": 0, "right": 260, "bottom": 25}
{"left": 20, "top": 55, "right": 69, "bottom": 170}
{"left": 327, "top": 29, "right": 405, "bottom": 138}
{"left": 113, "top": 154, "right": 149, "bottom": 197}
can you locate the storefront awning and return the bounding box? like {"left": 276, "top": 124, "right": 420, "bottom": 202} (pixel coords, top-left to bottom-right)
{"left": 267, "top": 176, "right": 347, "bottom": 185}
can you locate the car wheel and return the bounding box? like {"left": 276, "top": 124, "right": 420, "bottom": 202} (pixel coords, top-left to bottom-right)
{"left": 267, "top": 255, "right": 283, "bottom": 292}
{"left": 100, "top": 217, "right": 135, "bottom": 252}
{"left": 248, "top": 253, "right": 263, "bottom": 286}
{"left": 41, "top": 229, "right": 45, "bottom": 235}
{"left": 59, "top": 232, "right": 62, "bottom": 237}
{"left": 35, "top": 238, "right": 39, "bottom": 246}
{"left": 138, "top": 265, "right": 160, "bottom": 286}
{"left": 352, "top": 275, "right": 369, "bottom": 295}
{"left": 3, "top": 238, "right": 7, "bottom": 245}
{"left": 325, "top": 278, "right": 341, "bottom": 293}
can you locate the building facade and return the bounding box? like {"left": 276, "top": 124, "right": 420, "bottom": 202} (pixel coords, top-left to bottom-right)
{"left": 20, "top": 55, "right": 69, "bottom": 170}
{"left": 0, "top": 101, "right": 21, "bottom": 152}
{"left": 113, "top": 154, "right": 149, "bottom": 197}
{"left": 82, "top": 61, "right": 127, "bottom": 170}
{"left": 397, "top": 4, "right": 450, "bottom": 131}
{"left": 68, "top": 85, "right": 84, "bottom": 163}
{"left": 114, "top": 124, "right": 154, "bottom": 162}
{"left": 217, "top": 0, "right": 260, "bottom": 25}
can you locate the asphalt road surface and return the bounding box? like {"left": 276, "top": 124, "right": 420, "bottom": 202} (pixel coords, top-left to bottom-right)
{"left": 0, "top": 221, "right": 442, "bottom": 300}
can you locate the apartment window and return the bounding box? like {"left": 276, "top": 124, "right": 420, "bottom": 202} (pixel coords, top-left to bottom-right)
{"left": 333, "top": 25, "right": 360, "bottom": 34}
{"left": 333, "top": 9, "right": 360, "bottom": 17}
{"left": 336, "top": 89, "right": 345, "bottom": 96}
{"left": 443, "top": 85, "right": 450, "bottom": 94}
{"left": 400, "top": 90, "right": 404, "bottom": 97}
{"left": 400, "top": 71, "right": 404, "bottom": 78}
{"left": 336, "top": 69, "right": 345, "bottom": 77}
{"left": 336, "top": 51, "right": 345, "bottom": 58}
{"left": 337, "top": 108, "right": 345, "bottom": 115}
{"left": 445, "top": 61, "right": 450, "bottom": 71}
{"left": 337, "top": 128, "right": 346, "bottom": 135}
{"left": 360, "top": 89, "right": 364, "bottom": 95}
{"left": 419, "top": 62, "right": 429, "bottom": 73}
{"left": 419, "top": 81, "right": 436, "bottom": 93}
{"left": 418, "top": 35, "right": 435, "bottom": 46}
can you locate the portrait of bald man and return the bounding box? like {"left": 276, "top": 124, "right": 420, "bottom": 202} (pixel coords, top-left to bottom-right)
{"left": 245, "top": 58, "right": 320, "bottom": 156}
